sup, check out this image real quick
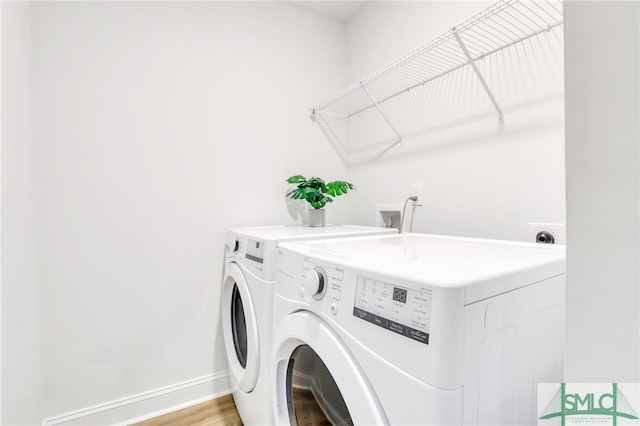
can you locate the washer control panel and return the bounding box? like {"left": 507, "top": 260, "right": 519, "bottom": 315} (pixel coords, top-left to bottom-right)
{"left": 245, "top": 239, "right": 265, "bottom": 264}
{"left": 353, "top": 276, "right": 432, "bottom": 345}
{"left": 301, "top": 259, "right": 344, "bottom": 311}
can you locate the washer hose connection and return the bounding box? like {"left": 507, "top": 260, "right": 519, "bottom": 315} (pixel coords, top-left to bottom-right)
{"left": 400, "top": 196, "right": 418, "bottom": 233}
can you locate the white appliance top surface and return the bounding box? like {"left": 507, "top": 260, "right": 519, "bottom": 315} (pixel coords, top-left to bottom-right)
{"left": 229, "top": 224, "right": 396, "bottom": 242}
{"left": 280, "top": 233, "right": 565, "bottom": 302}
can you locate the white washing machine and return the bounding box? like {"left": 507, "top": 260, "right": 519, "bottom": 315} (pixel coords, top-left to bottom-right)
{"left": 272, "top": 233, "right": 566, "bottom": 426}
{"left": 220, "top": 225, "right": 397, "bottom": 426}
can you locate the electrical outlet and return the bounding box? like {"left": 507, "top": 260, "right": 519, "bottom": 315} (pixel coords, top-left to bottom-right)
{"left": 411, "top": 182, "right": 423, "bottom": 206}
{"left": 528, "top": 223, "right": 566, "bottom": 245}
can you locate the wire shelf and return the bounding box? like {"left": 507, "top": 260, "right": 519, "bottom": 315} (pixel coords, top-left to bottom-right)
{"left": 310, "top": 0, "right": 563, "bottom": 148}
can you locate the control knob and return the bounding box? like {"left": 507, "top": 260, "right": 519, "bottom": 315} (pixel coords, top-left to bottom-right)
{"left": 302, "top": 267, "right": 328, "bottom": 300}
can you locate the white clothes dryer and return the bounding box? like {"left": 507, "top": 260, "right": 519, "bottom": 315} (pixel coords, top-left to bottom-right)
{"left": 272, "top": 233, "right": 566, "bottom": 426}
{"left": 220, "top": 225, "right": 396, "bottom": 426}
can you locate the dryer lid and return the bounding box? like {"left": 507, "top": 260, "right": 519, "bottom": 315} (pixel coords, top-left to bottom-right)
{"left": 279, "top": 233, "right": 566, "bottom": 304}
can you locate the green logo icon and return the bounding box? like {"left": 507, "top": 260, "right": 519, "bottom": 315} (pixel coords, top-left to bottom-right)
{"left": 539, "top": 383, "right": 639, "bottom": 425}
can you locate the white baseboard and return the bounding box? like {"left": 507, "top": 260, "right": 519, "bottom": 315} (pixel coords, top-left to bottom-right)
{"left": 42, "top": 371, "right": 232, "bottom": 426}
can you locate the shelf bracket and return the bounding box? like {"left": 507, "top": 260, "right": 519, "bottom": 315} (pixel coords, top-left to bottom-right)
{"left": 360, "top": 83, "right": 403, "bottom": 147}
{"left": 453, "top": 30, "right": 504, "bottom": 124}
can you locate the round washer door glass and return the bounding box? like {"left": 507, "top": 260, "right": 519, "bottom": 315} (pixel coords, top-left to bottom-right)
{"left": 230, "top": 284, "right": 247, "bottom": 368}
{"left": 287, "top": 345, "right": 353, "bottom": 426}
{"left": 221, "top": 262, "right": 259, "bottom": 392}
{"left": 273, "top": 312, "right": 387, "bottom": 425}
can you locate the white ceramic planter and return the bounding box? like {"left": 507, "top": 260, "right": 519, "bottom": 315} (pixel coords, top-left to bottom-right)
{"left": 308, "top": 209, "right": 326, "bottom": 227}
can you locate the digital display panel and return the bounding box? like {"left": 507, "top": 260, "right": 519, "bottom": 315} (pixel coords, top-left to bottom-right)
{"left": 393, "top": 287, "right": 407, "bottom": 303}
{"left": 353, "top": 276, "right": 431, "bottom": 345}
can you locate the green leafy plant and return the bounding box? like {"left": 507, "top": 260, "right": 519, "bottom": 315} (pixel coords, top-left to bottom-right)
{"left": 286, "top": 175, "right": 355, "bottom": 210}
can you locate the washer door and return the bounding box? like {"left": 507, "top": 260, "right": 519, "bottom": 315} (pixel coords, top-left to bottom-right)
{"left": 273, "top": 312, "right": 389, "bottom": 426}
{"left": 221, "top": 262, "right": 259, "bottom": 393}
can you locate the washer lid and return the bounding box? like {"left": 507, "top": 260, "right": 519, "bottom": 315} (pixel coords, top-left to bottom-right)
{"left": 279, "top": 233, "right": 566, "bottom": 304}
{"left": 228, "top": 224, "right": 396, "bottom": 243}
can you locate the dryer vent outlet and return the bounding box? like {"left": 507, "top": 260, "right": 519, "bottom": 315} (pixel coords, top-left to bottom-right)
{"left": 528, "top": 223, "right": 565, "bottom": 245}
{"left": 536, "top": 231, "right": 555, "bottom": 244}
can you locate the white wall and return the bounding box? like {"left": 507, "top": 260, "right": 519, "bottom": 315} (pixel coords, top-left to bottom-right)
{"left": 28, "top": 2, "right": 349, "bottom": 422}
{"left": 343, "top": 2, "right": 565, "bottom": 241}
{"left": 6, "top": 1, "right": 639, "bottom": 423}
{"left": 1, "top": 2, "right": 45, "bottom": 424}
{"left": 564, "top": 0, "right": 639, "bottom": 382}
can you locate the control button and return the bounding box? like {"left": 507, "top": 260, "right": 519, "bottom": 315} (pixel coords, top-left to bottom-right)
{"left": 232, "top": 239, "right": 239, "bottom": 252}
{"left": 298, "top": 288, "right": 305, "bottom": 299}
{"left": 303, "top": 270, "right": 321, "bottom": 295}
{"left": 302, "top": 267, "right": 328, "bottom": 300}
{"left": 330, "top": 303, "right": 338, "bottom": 315}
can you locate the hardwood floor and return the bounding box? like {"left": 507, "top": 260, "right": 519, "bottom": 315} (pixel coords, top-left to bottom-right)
{"left": 131, "top": 389, "right": 335, "bottom": 425}
{"left": 131, "top": 394, "right": 243, "bottom": 426}
{"left": 291, "top": 388, "right": 332, "bottom": 426}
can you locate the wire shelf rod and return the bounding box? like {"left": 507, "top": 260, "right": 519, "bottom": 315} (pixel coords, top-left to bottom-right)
{"left": 383, "top": 71, "right": 427, "bottom": 92}
{"left": 345, "top": 17, "right": 562, "bottom": 118}
{"left": 398, "top": 59, "right": 442, "bottom": 79}
{"left": 425, "top": 43, "right": 465, "bottom": 64}
{"left": 347, "top": 59, "right": 472, "bottom": 117}
{"left": 395, "top": 56, "right": 447, "bottom": 78}
{"left": 470, "top": 23, "right": 512, "bottom": 47}
{"left": 311, "top": 0, "right": 563, "bottom": 121}
{"left": 464, "top": 29, "right": 512, "bottom": 54}
{"left": 312, "top": 110, "right": 347, "bottom": 119}
{"left": 519, "top": 1, "right": 554, "bottom": 25}
{"left": 365, "top": 54, "right": 457, "bottom": 98}
{"left": 358, "top": 32, "right": 454, "bottom": 87}
{"left": 453, "top": 0, "right": 515, "bottom": 34}
{"left": 516, "top": 4, "right": 552, "bottom": 29}
{"left": 313, "top": 31, "right": 455, "bottom": 111}
{"left": 459, "top": 29, "right": 501, "bottom": 53}
{"left": 490, "top": 11, "right": 533, "bottom": 37}
{"left": 481, "top": 20, "right": 517, "bottom": 44}
{"left": 453, "top": 31, "right": 504, "bottom": 123}
{"left": 432, "top": 43, "right": 468, "bottom": 63}
{"left": 336, "top": 34, "right": 452, "bottom": 105}
{"left": 508, "top": 7, "right": 539, "bottom": 32}
{"left": 472, "top": 14, "right": 518, "bottom": 38}
{"left": 542, "top": 0, "right": 562, "bottom": 17}
{"left": 499, "top": 8, "right": 535, "bottom": 33}
{"left": 426, "top": 45, "right": 463, "bottom": 65}
{"left": 399, "top": 62, "right": 447, "bottom": 84}
{"left": 367, "top": 52, "right": 455, "bottom": 93}
{"left": 489, "top": 13, "right": 525, "bottom": 38}
{"left": 468, "top": 20, "right": 562, "bottom": 63}
{"left": 360, "top": 85, "right": 403, "bottom": 145}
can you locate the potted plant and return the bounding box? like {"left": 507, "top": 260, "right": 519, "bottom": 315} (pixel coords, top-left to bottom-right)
{"left": 286, "top": 175, "right": 355, "bottom": 227}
